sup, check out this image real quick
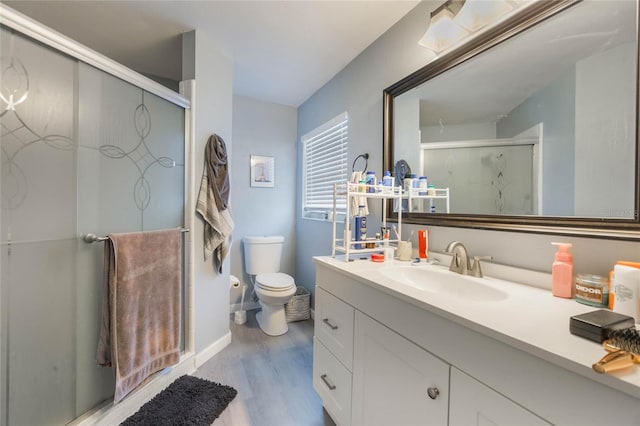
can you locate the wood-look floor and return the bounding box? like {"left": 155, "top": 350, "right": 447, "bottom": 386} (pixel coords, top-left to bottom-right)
{"left": 195, "top": 310, "right": 336, "bottom": 426}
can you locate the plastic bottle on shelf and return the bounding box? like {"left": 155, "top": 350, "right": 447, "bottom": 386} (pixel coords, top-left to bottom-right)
{"left": 418, "top": 176, "right": 428, "bottom": 195}
{"left": 381, "top": 227, "right": 390, "bottom": 246}
{"left": 404, "top": 174, "right": 415, "bottom": 195}
{"left": 355, "top": 205, "right": 367, "bottom": 249}
{"left": 412, "top": 177, "right": 420, "bottom": 195}
{"left": 382, "top": 171, "right": 393, "bottom": 193}
{"left": 365, "top": 171, "right": 376, "bottom": 193}
{"left": 427, "top": 184, "right": 436, "bottom": 196}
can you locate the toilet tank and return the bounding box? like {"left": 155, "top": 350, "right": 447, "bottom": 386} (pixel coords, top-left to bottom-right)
{"left": 243, "top": 236, "right": 284, "bottom": 275}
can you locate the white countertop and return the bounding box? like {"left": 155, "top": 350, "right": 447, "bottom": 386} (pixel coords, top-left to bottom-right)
{"left": 314, "top": 255, "right": 640, "bottom": 399}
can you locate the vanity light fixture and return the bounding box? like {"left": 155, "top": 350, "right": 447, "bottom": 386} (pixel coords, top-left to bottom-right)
{"left": 455, "top": 0, "right": 514, "bottom": 32}
{"left": 418, "top": 0, "right": 468, "bottom": 53}
{"left": 419, "top": 0, "right": 528, "bottom": 55}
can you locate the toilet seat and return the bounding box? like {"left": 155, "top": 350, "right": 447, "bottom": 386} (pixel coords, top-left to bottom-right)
{"left": 255, "top": 272, "right": 295, "bottom": 291}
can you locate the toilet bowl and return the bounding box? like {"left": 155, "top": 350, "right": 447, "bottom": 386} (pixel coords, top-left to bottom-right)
{"left": 243, "top": 236, "right": 297, "bottom": 336}
{"left": 254, "top": 272, "right": 296, "bottom": 336}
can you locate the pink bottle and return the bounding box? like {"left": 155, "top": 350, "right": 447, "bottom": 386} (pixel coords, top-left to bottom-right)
{"left": 552, "top": 242, "right": 574, "bottom": 298}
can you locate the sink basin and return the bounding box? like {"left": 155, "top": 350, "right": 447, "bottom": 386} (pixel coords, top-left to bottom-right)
{"left": 379, "top": 266, "right": 508, "bottom": 302}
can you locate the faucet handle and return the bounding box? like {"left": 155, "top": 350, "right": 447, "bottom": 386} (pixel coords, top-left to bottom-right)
{"left": 470, "top": 256, "right": 492, "bottom": 278}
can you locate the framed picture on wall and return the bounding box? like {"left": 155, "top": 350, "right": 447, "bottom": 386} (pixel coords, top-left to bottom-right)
{"left": 250, "top": 155, "right": 275, "bottom": 188}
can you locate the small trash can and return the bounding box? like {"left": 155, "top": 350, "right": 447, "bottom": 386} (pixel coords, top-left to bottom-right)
{"left": 285, "top": 286, "right": 311, "bottom": 322}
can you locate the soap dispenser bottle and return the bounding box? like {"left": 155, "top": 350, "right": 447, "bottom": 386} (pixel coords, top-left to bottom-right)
{"left": 551, "top": 242, "right": 574, "bottom": 298}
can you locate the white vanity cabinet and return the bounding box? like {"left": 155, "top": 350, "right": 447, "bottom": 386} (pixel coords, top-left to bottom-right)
{"left": 449, "top": 368, "right": 549, "bottom": 426}
{"left": 313, "top": 258, "right": 640, "bottom": 426}
{"left": 315, "top": 284, "right": 544, "bottom": 426}
{"left": 352, "top": 311, "right": 449, "bottom": 426}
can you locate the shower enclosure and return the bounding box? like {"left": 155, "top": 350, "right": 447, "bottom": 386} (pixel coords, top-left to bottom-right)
{"left": 1, "top": 15, "right": 189, "bottom": 425}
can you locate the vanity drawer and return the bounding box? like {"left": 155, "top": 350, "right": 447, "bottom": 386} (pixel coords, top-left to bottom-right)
{"left": 313, "top": 337, "right": 352, "bottom": 426}
{"left": 315, "top": 287, "right": 354, "bottom": 370}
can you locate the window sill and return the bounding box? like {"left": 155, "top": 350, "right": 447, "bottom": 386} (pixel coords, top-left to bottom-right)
{"left": 302, "top": 211, "right": 346, "bottom": 223}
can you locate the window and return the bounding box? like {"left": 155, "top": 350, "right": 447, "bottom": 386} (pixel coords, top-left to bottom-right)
{"left": 302, "top": 112, "right": 348, "bottom": 221}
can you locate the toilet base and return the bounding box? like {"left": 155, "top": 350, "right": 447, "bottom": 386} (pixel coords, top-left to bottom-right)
{"left": 256, "top": 302, "right": 289, "bottom": 336}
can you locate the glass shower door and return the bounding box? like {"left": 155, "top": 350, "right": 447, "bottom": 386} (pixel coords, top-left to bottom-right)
{"left": 74, "top": 61, "right": 185, "bottom": 416}
{"left": 1, "top": 26, "right": 185, "bottom": 425}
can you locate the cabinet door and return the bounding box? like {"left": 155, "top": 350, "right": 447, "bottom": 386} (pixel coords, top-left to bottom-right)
{"left": 352, "top": 312, "right": 449, "bottom": 426}
{"left": 315, "top": 287, "right": 355, "bottom": 370}
{"left": 450, "top": 368, "right": 550, "bottom": 426}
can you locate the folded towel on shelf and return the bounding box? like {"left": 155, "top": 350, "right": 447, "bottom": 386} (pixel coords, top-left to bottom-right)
{"left": 96, "top": 229, "right": 182, "bottom": 403}
{"left": 350, "top": 171, "right": 369, "bottom": 217}
{"left": 196, "top": 134, "right": 234, "bottom": 273}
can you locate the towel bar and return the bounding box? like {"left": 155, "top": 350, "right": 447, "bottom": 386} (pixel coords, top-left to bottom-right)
{"left": 83, "top": 228, "right": 190, "bottom": 244}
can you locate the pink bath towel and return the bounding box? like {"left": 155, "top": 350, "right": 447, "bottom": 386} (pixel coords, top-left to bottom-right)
{"left": 96, "top": 229, "right": 181, "bottom": 403}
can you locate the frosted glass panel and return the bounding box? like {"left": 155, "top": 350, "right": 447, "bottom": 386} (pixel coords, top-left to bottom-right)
{"left": 2, "top": 240, "right": 76, "bottom": 426}
{"left": 424, "top": 145, "right": 534, "bottom": 215}
{"left": 77, "top": 63, "right": 184, "bottom": 233}
{"left": 74, "top": 239, "right": 115, "bottom": 415}
{"left": 0, "top": 27, "right": 76, "bottom": 243}
{"left": 1, "top": 26, "right": 186, "bottom": 425}
{"left": 1, "top": 28, "right": 77, "bottom": 425}
{"left": 141, "top": 90, "right": 185, "bottom": 230}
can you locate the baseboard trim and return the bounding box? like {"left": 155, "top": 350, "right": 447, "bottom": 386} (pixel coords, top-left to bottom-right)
{"left": 72, "top": 354, "right": 197, "bottom": 426}
{"left": 72, "top": 331, "right": 232, "bottom": 426}
{"left": 195, "top": 330, "right": 232, "bottom": 368}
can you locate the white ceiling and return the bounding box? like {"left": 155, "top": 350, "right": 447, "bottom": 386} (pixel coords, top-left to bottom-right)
{"left": 410, "top": 0, "right": 637, "bottom": 127}
{"left": 4, "top": 0, "right": 421, "bottom": 107}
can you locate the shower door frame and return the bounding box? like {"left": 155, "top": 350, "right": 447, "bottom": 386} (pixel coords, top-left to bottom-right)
{"left": 0, "top": 4, "right": 197, "bottom": 424}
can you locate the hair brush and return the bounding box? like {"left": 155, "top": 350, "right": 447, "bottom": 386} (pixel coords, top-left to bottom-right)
{"left": 593, "top": 327, "right": 640, "bottom": 374}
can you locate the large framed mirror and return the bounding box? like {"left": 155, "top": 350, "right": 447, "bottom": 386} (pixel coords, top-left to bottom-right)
{"left": 383, "top": 0, "right": 640, "bottom": 240}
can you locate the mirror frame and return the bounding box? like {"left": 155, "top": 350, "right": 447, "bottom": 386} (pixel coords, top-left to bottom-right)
{"left": 383, "top": 0, "right": 640, "bottom": 240}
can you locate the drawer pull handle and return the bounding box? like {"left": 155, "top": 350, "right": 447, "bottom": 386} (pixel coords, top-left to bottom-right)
{"left": 321, "top": 374, "right": 337, "bottom": 390}
{"left": 323, "top": 318, "right": 339, "bottom": 330}
{"left": 427, "top": 387, "right": 440, "bottom": 400}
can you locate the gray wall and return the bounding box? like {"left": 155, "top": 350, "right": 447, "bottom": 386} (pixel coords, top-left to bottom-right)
{"left": 574, "top": 43, "right": 636, "bottom": 218}
{"left": 230, "top": 95, "right": 297, "bottom": 307}
{"left": 422, "top": 122, "right": 496, "bottom": 142}
{"left": 296, "top": 0, "right": 438, "bottom": 296}
{"left": 497, "top": 69, "right": 576, "bottom": 216}
{"left": 296, "top": 0, "right": 640, "bottom": 304}
{"left": 186, "top": 30, "right": 234, "bottom": 353}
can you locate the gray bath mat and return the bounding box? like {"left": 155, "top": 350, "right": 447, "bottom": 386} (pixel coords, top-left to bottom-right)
{"left": 121, "top": 375, "right": 237, "bottom": 425}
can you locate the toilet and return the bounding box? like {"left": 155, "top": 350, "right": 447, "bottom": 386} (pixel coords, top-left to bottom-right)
{"left": 243, "top": 236, "right": 296, "bottom": 336}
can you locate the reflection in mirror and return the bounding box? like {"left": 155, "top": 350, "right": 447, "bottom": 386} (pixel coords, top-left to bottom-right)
{"left": 391, "top": 0, "right": 637, "bottom": 220}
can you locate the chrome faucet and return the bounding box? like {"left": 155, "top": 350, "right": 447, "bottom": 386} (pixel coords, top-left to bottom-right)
{"left": 445, "top": 241, "right": 471, "bottom": 275}
{"left": 445, "top": 241, "right": 492, "bottom": 278}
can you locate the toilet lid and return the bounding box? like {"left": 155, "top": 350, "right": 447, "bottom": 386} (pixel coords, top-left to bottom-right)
{"left": 255, "top": 273, "right": 294, "bottom": 291}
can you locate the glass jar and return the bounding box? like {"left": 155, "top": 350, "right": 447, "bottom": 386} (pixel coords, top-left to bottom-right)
{"left": 575, "top": 274, "right": 609, "bottom": 307}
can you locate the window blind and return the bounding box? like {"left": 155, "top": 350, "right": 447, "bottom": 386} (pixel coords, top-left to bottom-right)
{"left": 302, "top": 112, "right": 348, "bottom": 217}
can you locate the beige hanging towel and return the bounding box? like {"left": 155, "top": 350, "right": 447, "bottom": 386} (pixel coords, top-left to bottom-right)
{"left": 96, "top": 229, "right": 181, "bottom": 403}
{"left": 196, "top": 134, "right": 234, "bottom": 273}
